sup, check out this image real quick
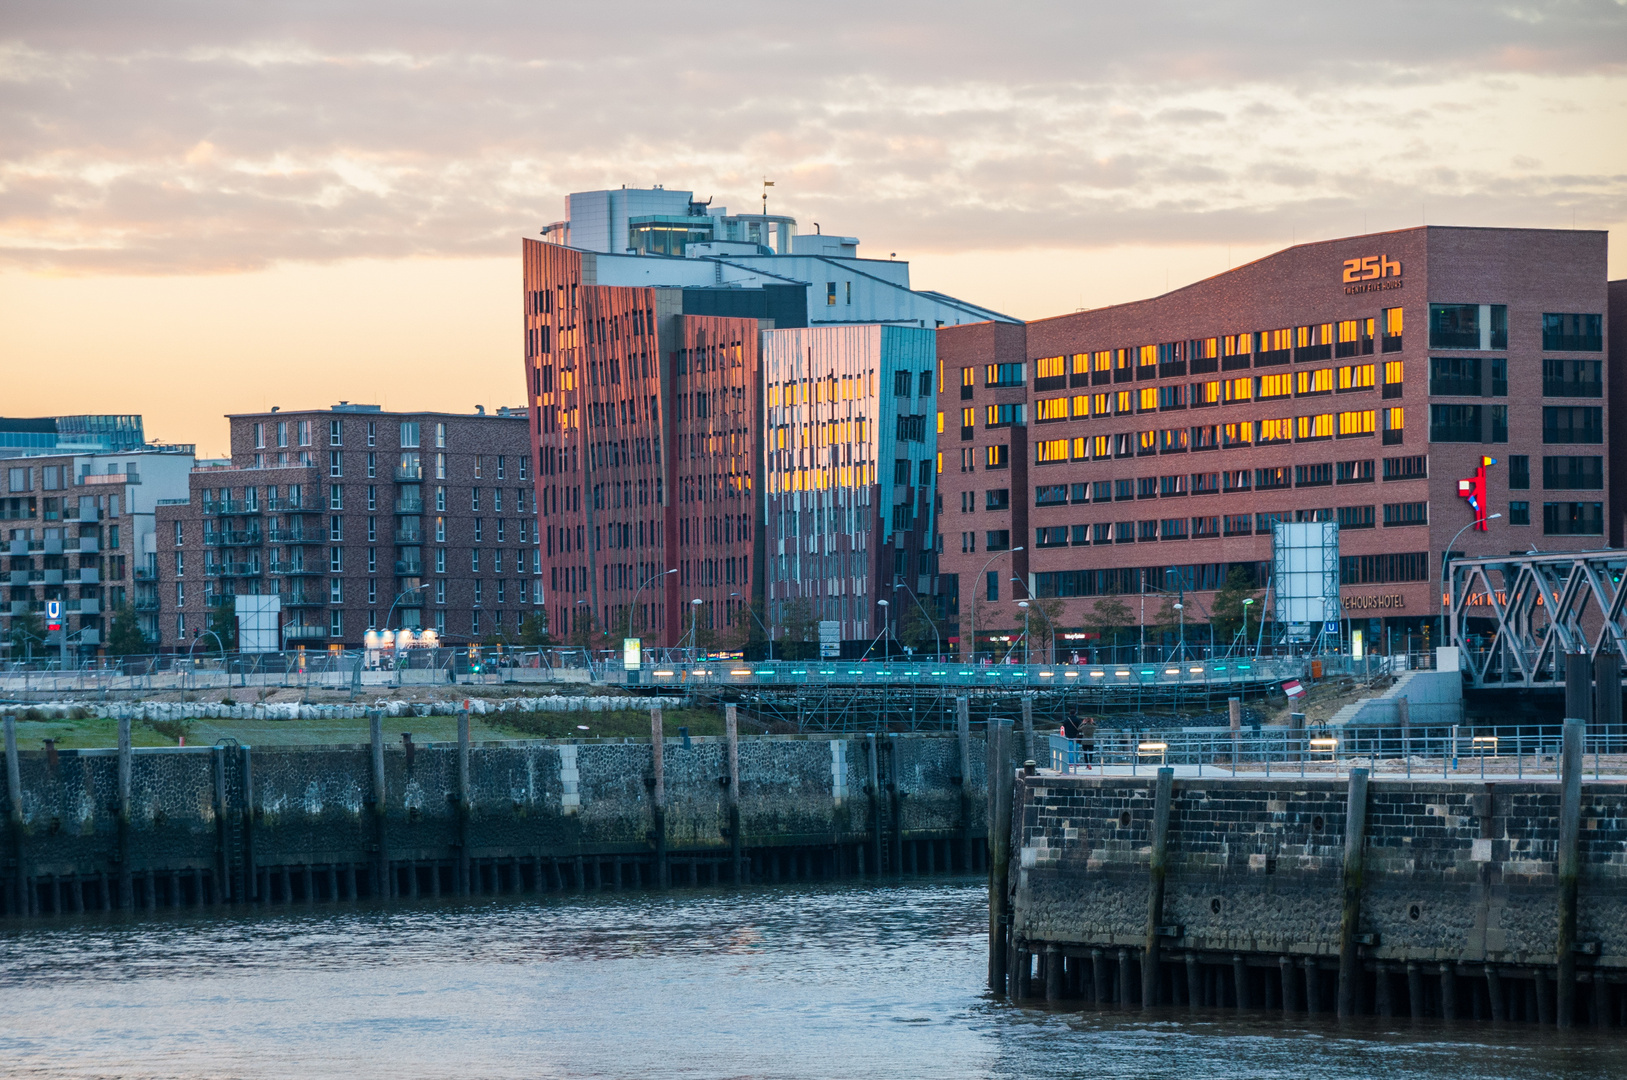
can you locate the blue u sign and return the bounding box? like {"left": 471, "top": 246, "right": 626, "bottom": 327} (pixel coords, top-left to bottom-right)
{"left": 46, "top": 600, "right": 61, "bottom": 620}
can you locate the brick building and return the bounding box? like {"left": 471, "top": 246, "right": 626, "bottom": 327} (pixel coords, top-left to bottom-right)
{"left": 3, "top": 449, "right": 194, "bottom": 656}
{"left": 154, "top": 405, "right": 539, "bottom": 652}
{"left": 523, "top": 239, "right": 763, "bottom": 650}
{"left": 937, "top": 227, "right": 1611, "bottom": 657}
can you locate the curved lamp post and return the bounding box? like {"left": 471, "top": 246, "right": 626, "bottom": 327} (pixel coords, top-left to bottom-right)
{"left": 1440, "top": 515, "right": 1499, "bottom": 651}
{"left": 631, "top": 567, "right": 676, "bottom": 651}
{"left": 891, "top": 582, "right": 939, "bottom": 661}
{"left": 968, "top": 546, "right": 1023, "bottom": 663}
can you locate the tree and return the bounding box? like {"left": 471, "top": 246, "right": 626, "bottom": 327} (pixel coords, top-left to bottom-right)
{"left": 6, "top": 610, "right": 45, "bottom": 660}
{"left": 897, "top": 596, "right": 946, "bottom": 655}
{"left": 1082, "top": 593, "right": 1132, "bottom": 651}
{"left": 1026, "top": 596, "right": 1066, "bottom": 661}
{"left": 106, "top": 603, "right": 148, "bottom": 657}
{"left": 516, "top": 612, "right": 553, "bottom": 650}
{"left": 1150, "top": 595, "right": 1182, "bottom": 647}
{"left": 1211, "top": 566, "right": 1264, "bottom": 648}
{"left": 206, "top": 597, "right": 237, "bottom": 651}
{"left": 778, "top": 597, "right": 817, "bottom": 644}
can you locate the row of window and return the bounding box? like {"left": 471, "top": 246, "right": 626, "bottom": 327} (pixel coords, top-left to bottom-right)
{"left": 175, "top": 604, "right": 535, "bottom": 642}
{"left": 190, "top": 483, "right": 533, "bottom": 519}
{"left": 185, "top": 545, "right": 540, "bottom": 576}
{"left": 1027, "top": 409, "right": 1405, "bottom": 467}
{"left": 250, "top": 419, "right": 469, "bottom": 451}
{"left": 1428, "top": 405, "right": 1603, "bottom": 445}
{"left": 1026, "top": 554, "right": 1431, "bottom": 600}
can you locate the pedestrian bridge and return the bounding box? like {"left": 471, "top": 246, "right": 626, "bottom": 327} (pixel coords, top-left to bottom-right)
{"left": 631, "top": 657, "right": 1305, "bottom": 691}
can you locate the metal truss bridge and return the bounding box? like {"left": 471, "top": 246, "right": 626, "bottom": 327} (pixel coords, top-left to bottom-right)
{"left": 1449, "top": 550, "right": 1627, "bottom": 699}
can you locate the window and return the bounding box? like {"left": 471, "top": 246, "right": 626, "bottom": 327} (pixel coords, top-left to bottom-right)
{"left": 1490, "top": 358, "right": 1507, "bottom": 397}
{"left": 1337, "top": 505, "right": 1375, "bottom": 529}
{"left": 329, "top": 610, "right": 342, "bottom": 638}
{"left": 1296, "top": 463, "right": 1332, "bottom": 487}
{"left": 1341, "top": 552, "right": 1429, "bottom": 584}
{"left": 329, "top": 546, "right": 343, "bottom": 571}
{"left": 1256, "top": 328, "right": 1292, "bottom": 366}
{"left": 1223, "top": 514, "right": 1252, "bottom": 536}
{"left": 1383, "top": 455, "right": 1427, "bottom": 481}
{"left": 1543, "top": 456, "right": 1604, "bottom": 490}
{"left": 474, "top": 455, "right": 484, "bottom": 480}
{"left": 1159, "top": 474, "right": 1188, "bottom": 496}
{"left": 986, "top": 571, "right": 999, "bottom": 601}
{"left": 960, "top": 367, "right": 975, "bottom": 399}
{"left": 173, "top": 520, "right": 184, "bottom": 547}
{"left": 276, "top": 420, "right": 288, "bottom": 447}
{"left": 329, "top": 450, "right": 343, "bottom": 477}
{"left": 1137, "top": 387, "right": 1159, "bottom": 413}
{"left": 1299, "top": 414, "right": 1335, "bottom": 441}
{"left": 368, "top": 547, "right": 376, "bottom": 573}
{"left": 1222, "top": 422, "right": 1253, "bottom": 449}
{"left": 1430, "top": 404, "right": 1482, "bottom": 442}
{"left": 1160, "top": 518, "right": 1188, "bottom": 540}
{"left": 1544, "top": 502, "right": 1603, "bottom": 535}
{"left": 1192, "top": 381, "right": 1221, "bottom": 407}
{"left": 1382, "top": 407, "right": 1405, "bottom": 445}
{"left": 1036, "top": 485, "right": 1069, "bottom": 506}
{"left": 984, "top": 363, "right": 1026, "bottom": 387}
{"left": 1382, "top": 307, "right": 1404, "bottom": 352}
{"left": 435, "top": 486, "right": 446, "bottom": 512}
{"left": 1257, "top": 418, "right": 1292, "bottom": 444}
{"left": 986, "top": 489, "right": 1011, "bottom": 511}
{"left": 329, "top": 419, "right": 342, "bottom": 446}
{"left": 1383, "top": 501, "right": 1428, "bottom": 527}
{"left": 329, "top": 484, "right": 343, "bottom": 510}
{"left": 474, "top": 517, "right": 483, "bottom": 543}
{"left": 1071, "top": 395, "right": 1091, "bottom": 418}
{"left": 1336, "top": 459, "right": 1373, "bottom": 484}
{"left": 1382, "top": 360, "right": 1404, "bottom": 398}
{"left": 367, "top": 485, "right": 377, "bottom": 511}
{"left": 1191, "top": 472, "right": 1219, "bottom": 495}
{"left": 1258, "top": 374, "right": 1292, "bottom": 400}
{"left": 1543, "top": 358, "right": 1603, "bottom": 397}
{"left": 297, "top": 420, "right": 311, "bottom": 446}
{"left": 1224, "top": 376, "right": 1253, "bottom": 403}
{"left": 1160, "top": 385, "right": 1188, "bottom": 410}
{"left": 1036, "top": 526, "right": 1069, "bottom": 547}
{"left": 1256, "top": 466, "right": 1290, "bottom": 490}
{"left": 1137, "top": 477, "right": 1159, "bottom": 499}
{"left": 1429, "top": 304, "right": 1481, "bottom": 349}
{"left": 827, "top": 282, "right": 837, "bottom": 306}
{"left": 330, "top": 577, "right": 343, "bottom": 604}
{"left": 400, "top": 422, "right": 420, "bottom": 448}
{"left": 1543, "top": 406, "right": 1603, "bottom": 444}
{"left": 436, "top": 548, "right": 446, "bottom": 574}
{"left": 1490, "top": 405, "right": 1507, "bottom": 443}
{"left": 435, "top": 422, "right": 447, "bottom": 449}
{"left": 985, "top": 445, "right": 1008, "bottom": 469}
{"left": 1035, "top": 355, "right": 1066, "bottom": 387}
{"left": 986, "top": 403, "right": 1024, "bottom": 427}
{"left": 436, "top": 579, "right": 447, "bottom": 604}
{"left": 1508, "top": 455, "right": 1529, "bottom": 489}
{"left": 986, "top": 530, "right": 1010, "bottom": 552}
{"left": 1542, "top": 313, "right": 1603, "bottom": 352}
{"left": 1509, "top": 501, "right": 1530, "bottom": 526}
{"left": 1432, "top": 357, "right": 1484, "bottom": 397}
{"left": 472, "top": 488, "right": 481, "bottom": 511}
{"left": 367, "top": 421, "right": 376, "bottom": 447}
{"left": 329, "top": 515, "right": 343, "bottom": 541}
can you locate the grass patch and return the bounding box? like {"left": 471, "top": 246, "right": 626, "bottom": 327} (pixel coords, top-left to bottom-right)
{"left": 492, "top": 706, "right": 725, "bottom": 740}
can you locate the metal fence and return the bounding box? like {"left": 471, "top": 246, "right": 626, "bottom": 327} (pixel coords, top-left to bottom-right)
{"left": 1047, "top": 723, "right": 1627, "bottom": 781}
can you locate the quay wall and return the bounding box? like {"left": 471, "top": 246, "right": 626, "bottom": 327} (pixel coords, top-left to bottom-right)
{"left": 2, "top": 731, "right": 987, "bottom": 914}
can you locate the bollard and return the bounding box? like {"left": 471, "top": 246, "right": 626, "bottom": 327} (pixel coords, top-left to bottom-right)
{"left": 117, "top": 716, "right": 133, "bottom": 910}
{"left": 651, "top": 706, "right": 667, "bottom": 889}
{"left": 725, "top": 704, "right": 741, "bottom": 885}
{"left": 5, "top": 715, "right": 27, "bottom": 916}
{"left": 369, "top": 711, "right": 390, "bottom": 899}
{"left": 1556, "top": 717, "right": 1584, "bottom": 1028}
{"left": 1020, "top": 695, "right": 1035, "bottom": 767}
{"left": 455, "top": 710, "right": 471, "bottom": 897}
{"left": 1141, "top": 767, "right": 1174, "bottom": 1009}
{"left": 1336, "top": 767, "right": 1370, "bottom": 1017}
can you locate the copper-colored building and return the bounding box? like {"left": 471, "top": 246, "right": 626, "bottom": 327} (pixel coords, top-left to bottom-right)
{"left": 522, "top": 240, "right": 763, "bottom": 650}
{"left": 937, "top": 227, "right": 1611, "bottom": 657}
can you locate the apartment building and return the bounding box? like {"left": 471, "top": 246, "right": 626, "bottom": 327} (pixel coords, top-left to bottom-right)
{"left": 938, "top": 226, "right": 1610, "bottom": 656}
{"left": 2, "top": 449, "right": 194, "bottom": 656}
{"left": 154, "top": 405, "right": 539, "bottom": 651}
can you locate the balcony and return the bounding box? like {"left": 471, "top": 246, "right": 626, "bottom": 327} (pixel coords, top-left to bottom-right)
{"left": 8, "top": 600, "right": 36, "bottom": 616}
{"left": 202, "top": 499, "right": 260, "bottom": 516}
{"left": 77, "top": 567, "right": 100, "bottom": 585}
{"left": 133, "top": 566, "right": 157, "bottom": 582}
{"left": 134, "top": 595, "right": 159, "bottom": 611}
{"left": 268, "top": 561, "right": 320, "bottom": 576}
{"left": 394, "top": 465, "right": 423, "bottom": 481}
{"left": 394, "top": 528, "right": 423, "bottom": 544}
{"left": 279, "top": 590, "right": 322, "bottom": 607}
{"left": 79, "top": 629, "right": 100, "bottom": 646}
{"left": 73, "top": 598, "right": 101, "bottom": 616}
{"left": 267, "top": 528, "right": 311, "bottom": 543}
{"left": 283, "top": 624, "right": 328, "bottom": 641}
{"left": 206, "top": 560, "right": 260, "bottom": 577}
{"left": 394, "top": 498, "right": 424, "bottom": 514}
{"left": 395, "top": 589, "right": 426, "bottom": 608}
{"left": 7, "top": 570, "right": 36, "bottom": 587}
{"left": 204, "top": 529, "right": 263, "bottom": 547}
{"left": 395, "top": 560, "right": 424, "bottom": 577}
{"left": 76, "top": 536, "right": 100, "bottom": 554}
{"left": 65, "top": 506, "right": 100, "bottom": 523}
{"left": 42, "top": 569, "right": 64, "bottom": 586}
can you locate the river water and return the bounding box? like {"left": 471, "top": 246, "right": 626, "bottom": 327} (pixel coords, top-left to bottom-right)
{"left": 0, "top": 880, "right": 1617, "bottom": 1079}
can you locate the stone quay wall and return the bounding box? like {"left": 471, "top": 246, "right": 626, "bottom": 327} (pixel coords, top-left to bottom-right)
{"left": 1005, "top": 771, "right": 1627, "bottom": 1024}
{"left": 2, "top": 729, "right": 987, "bottom": 916}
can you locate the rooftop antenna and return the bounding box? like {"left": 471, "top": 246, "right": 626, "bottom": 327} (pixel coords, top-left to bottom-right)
{"left": 762, "top": 177, "right": 774, "bottom": 216}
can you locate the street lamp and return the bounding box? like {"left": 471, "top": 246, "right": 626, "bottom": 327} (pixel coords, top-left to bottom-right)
{"left": 969, "top": 546, "right": 1023, "bottom": 663}
{"left": 688, "top": 598, "right": 704, "bottom": 663}
{"left": 631, "top": 567, "right": 675, "bottom": 648}
{"left": 863, "top": 599, "right": 892, "bottom": 660}
{"left": 892, "top": 582, "right": 939, "bottom": 660}
{"left": 1017, "top": 600, "right": 1030, "bottom": 664}
{"left": 1441, "top": 515, "right": 1500, "bottom": 649}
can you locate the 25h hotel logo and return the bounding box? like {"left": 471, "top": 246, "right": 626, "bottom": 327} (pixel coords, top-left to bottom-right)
{"left": 1342, "top": 255, "right": 1402, "bottom": 295}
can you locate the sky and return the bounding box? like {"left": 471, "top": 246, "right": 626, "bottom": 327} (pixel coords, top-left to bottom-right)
{"left": 3, "top": 1, "right": 1625, "bottom": 453}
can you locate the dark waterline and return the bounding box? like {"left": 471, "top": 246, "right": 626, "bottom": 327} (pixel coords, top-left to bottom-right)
{"left": 0, "top": 880, "right": 1617, "bottom": 1080}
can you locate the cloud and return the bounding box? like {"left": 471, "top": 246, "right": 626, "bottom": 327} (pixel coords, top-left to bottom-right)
{"left": 0, "top": 1, "right": 1624, "bottom": 273}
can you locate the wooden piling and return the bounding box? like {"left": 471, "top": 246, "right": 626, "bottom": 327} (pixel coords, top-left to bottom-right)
{"left": 369, "top": 711, "right": 389, "bottom": 898}
{"left": 1279, "top": 955, "right": 1296, "bottom": 1013}
{"left": 725, "top": 704, "right": 742, "bottom": 885}
{"left": 5, "top": 715, "right": 27, "bottom": 917}
{"left": 1045, "top": 943, "right": 1062, "bottom": 1001}
{"left": 987, "top": 719, "right": 1013, "bottom": 996}
{"left": 1556, "top": 717, "right": 1584, "bottom": 1028}
{"left": 1304, "top": 959, "right": 1321, "bottom": 1013}
{"left": 1092, "top": 947, "right": 1109, "bottom": 1004}
{"left": 1116, "top": 947, "right": 1130, "bottom": 1007}
{"left": 957, "top": 696, "right": 973, "bottom": 873}
{"left": 211, "top": 746, "right": 231, "bottom": 903}
{"left": 1020, "top": 695, "right": 1034, "bottom": 765}
{"left": 1336, "top": 767, "right": 1370, "bottom": 1018}
{"left": 1375, "top": 962, "right": 1393, "bottom": 1016}
{"left": 1233, "top": 954, "right": 1249, "bottom": 1010}
{"left": 1407, "top": 961, "right": 1424, "bottom": 1019}
{"left": 240, "top": 746, "right": 257, "bottom": 901}
{"left": 1440, "top": 963, "right": 1458, "bottom": 1019}
{"left": 456, "top": 709, "right": 471, "bottom": 896}
{"left": 1564, "top": 653, "right": 1593, "bottom": 727}
{"left": 1595, "top": 649, "right": 1623, "bottom": 737}
{"left": 117, "top": 716, "right": 133, "bottom": 910}
{"left": 1186, "top": 954, "right": 1201, "bottom": 1011}
{"left": 1486, "top": 965, "right": 1505, "bottom": 1021}
{"left": 868, "top": 733, "right": 883, "bottom": 876}
{"left": 651, "top": 706, "right": 667, "bottom": 889}
{"left": 1141, "top": 767, "right": 1174, "bottom": 1009}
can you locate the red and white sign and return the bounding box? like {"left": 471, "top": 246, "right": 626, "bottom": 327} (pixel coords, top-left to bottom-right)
{"left": 1282, "top": 679, "right": 1306, "bottom": 698}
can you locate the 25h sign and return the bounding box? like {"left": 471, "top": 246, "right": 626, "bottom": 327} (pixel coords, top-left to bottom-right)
{"left": 1342, "top": 255, "right": 1402, "bottom": 283}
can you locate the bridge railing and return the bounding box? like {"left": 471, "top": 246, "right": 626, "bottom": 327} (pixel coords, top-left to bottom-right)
{"left": 1047, "top": 723, "right": 1627, "bottom": 780}
{"left": 637, "top": 656, "right": 1305, "bottom": 689}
